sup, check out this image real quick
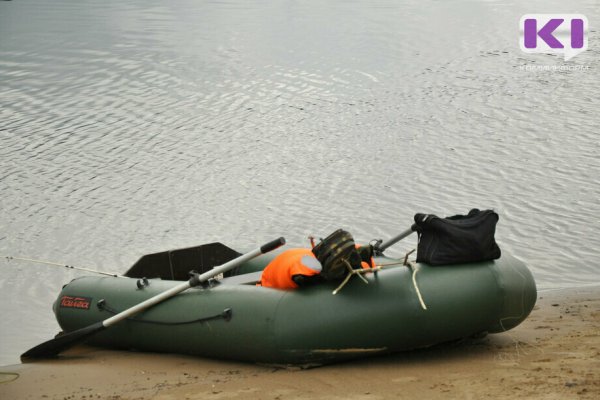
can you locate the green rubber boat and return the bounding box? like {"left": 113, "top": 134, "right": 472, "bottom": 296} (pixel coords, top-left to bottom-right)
{"left": 51, "top": 243, "right": 537, "bottom": 366}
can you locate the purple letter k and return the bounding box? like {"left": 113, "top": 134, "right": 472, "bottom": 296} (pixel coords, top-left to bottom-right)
{"left": 524, "top": 18, "right": 564, "bottom": 49}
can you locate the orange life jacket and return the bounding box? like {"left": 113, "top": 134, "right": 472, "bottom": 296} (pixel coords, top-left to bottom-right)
{"left": 259, "top": 248, "right": 322, "bottom": 289}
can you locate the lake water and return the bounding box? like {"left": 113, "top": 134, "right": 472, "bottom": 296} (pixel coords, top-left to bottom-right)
{"left": 1, "top": 0, "right": 599, "bottom": 366}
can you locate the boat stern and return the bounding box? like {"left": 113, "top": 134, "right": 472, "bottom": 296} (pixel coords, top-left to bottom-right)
{"left": 487, "top": 254, "right": 537, "bottom": 333}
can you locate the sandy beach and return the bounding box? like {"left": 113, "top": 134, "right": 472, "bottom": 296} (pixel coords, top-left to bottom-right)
{"left": 1, "top": 286, "right": 598, "bottom": 400}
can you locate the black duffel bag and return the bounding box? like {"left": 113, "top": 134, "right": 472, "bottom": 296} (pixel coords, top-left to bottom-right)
{"left": 413, "top": 209, "right": 501, "bottom": 265}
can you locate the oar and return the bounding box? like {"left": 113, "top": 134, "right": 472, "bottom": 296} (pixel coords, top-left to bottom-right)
{"left": 373, "top": 224, "right": 416, "bottom": 255}
{"left": 20, "top": 237, "right": 286, "bottom": 361}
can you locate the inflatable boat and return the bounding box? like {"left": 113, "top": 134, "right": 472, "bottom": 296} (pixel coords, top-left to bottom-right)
{"left": 48, "top": 242, "right": 537, "bottom": 366}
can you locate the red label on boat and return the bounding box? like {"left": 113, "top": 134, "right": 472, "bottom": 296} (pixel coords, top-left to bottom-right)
{"left": 60, "top": 295, "right": 92, "bottom": 310}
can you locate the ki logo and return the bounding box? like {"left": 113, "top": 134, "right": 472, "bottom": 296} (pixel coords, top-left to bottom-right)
{"left": 519, "top": 14, "right": 588, "bottom": 61}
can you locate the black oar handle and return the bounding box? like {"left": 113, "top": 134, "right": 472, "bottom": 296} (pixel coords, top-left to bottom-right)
{"left": 261, "top": 237, "right": 286, "bottom": 254}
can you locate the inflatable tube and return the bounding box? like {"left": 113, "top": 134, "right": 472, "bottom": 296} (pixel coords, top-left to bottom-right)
{"left": 53, "top": 252, "right": 536, "bottom": 366}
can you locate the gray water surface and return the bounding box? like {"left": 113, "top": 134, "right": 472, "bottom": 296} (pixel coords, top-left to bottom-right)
{"left": 1, "top": 0, "right": 599, "bottom": 366}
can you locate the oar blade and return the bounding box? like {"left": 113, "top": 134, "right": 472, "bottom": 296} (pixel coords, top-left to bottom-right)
{"left": 20, "top": 322, "right": 105, "bottom": 362}
{"left": 20, "top": 237, "right": 286, "bottom": 362}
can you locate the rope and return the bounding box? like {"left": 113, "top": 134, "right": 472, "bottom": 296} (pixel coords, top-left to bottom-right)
{"left": 405, "top": 259, "right": 428, "bottom": 310}
{"left": 330, "top": 248, "right": 427, "bottom": 310}
{"left": 97, "top": 300, "right": 232, "bottom": 325}
{"left": 371, "top": 249, "right": 417, "bottom": 269}
{"left": 3, "top": 255, "right": 122, "bottom": 277}
{"left": 332, "top": 259, "right": 381, "bottom": 295}
{"left": 374, "top": 261, "right": 405, "bottom": 267}
{"left": 332, "top": 249, "right": 427, "bottom": 310}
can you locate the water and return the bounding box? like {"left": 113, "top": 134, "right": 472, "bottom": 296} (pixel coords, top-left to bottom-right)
{"left": 1, "top": 0, "right": 599, "bottom": 366}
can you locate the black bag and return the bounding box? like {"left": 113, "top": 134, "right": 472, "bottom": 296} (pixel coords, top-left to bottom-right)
{"left": 413, "top": 209, "right": 501, "bottom": 265}
{"left": 312, "top": 229, "right": 362, "bottom": 280}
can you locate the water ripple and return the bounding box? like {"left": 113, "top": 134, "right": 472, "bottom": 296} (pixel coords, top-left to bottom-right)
{"left": 1, "top": 0, "right": 600, "bottom": 366}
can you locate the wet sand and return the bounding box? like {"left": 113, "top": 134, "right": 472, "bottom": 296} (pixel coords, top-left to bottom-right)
{"left": 1, "top": 286, "right": 598, "bottom": 400}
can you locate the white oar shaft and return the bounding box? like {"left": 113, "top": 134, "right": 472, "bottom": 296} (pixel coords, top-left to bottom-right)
{"left": 103, "top": 246, "right": 265, "bottom": 328}
{"left": 196, "top": 247, "right": 261, "bottom": 282}
{"left": 21, "top": 237, "right": 285, "bottom": 360}
{"left": 103, "top": 281, "right": 192, "bottom": 327}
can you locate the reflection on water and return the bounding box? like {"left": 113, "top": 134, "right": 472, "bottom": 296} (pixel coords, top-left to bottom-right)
{"left": 1, "top": 0, "right": 599, "bottom": 365}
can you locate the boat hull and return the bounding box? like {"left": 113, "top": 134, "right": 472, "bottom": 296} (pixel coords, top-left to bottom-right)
{"left": 53, "top": 253, "right": 536, "bottom": 365}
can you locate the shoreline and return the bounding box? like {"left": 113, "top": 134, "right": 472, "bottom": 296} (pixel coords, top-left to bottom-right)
{"left": 1, "top": 286, "right": 598, "bottom": 399}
